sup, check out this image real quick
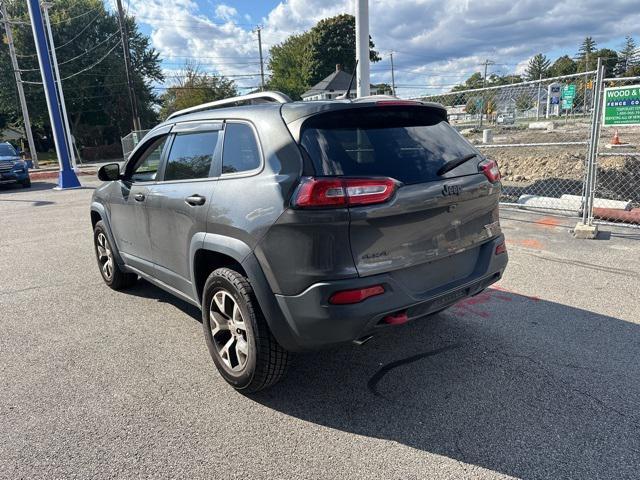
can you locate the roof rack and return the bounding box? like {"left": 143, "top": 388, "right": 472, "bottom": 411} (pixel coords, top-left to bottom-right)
{"left": 167, "top": 91, "right": 292, "bottom": 120}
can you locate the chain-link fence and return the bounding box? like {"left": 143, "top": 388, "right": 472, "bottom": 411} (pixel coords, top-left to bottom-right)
{"left": 420, "top": 71, "right": 598, "bottom": 217}
{"left": 590, "top": 75, "right": 640, "bottom": 227}
{"left": 121, "top": 130, "right": 150, "bottom": 161}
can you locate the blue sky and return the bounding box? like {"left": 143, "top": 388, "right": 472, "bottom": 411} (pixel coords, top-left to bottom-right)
{"left": 126, "top": 0, "right": 639, "bottom": 97}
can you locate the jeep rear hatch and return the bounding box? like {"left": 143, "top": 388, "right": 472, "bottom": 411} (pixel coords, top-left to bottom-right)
{"left": 295, "top": 104, "right": 502, "bottom": 277}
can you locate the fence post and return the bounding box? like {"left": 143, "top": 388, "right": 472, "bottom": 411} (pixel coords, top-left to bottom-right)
{"left": 536, "top": 74, "right": 542, "bottom": 121}
{"left": 575, "top": 58, "right": 604, "bottom": 238}
{"left": 587, "top": 60, "right": 605, "bottom": 225}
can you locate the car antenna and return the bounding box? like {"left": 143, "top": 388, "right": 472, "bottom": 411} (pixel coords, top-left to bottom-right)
{"left": 339, "top": 60, "right": 358, "bottom": 100}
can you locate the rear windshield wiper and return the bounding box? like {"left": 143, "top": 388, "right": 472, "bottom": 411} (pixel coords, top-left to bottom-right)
{"left": 437, "top": 153, "right": 480, "bottom": 176}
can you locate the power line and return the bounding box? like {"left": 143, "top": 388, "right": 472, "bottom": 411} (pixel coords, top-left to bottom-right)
{"left": 133, "top": 16, "right": 254, "bottom": 28}
{"left": 61, "top": 42, "right": 121, "bottom": 80}
{"left": 53, "top": 11, "right": 102, "bottom": 51}
{"left": 48, "top": 6, "right": 102, "bottom": 26}
{"left": 57, "top": 32, "right": 120, "bottom": 66}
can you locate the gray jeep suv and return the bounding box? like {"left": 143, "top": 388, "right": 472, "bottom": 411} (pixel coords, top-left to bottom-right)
{"left": 91, "top": 92, "right": 508, "bottom": 393}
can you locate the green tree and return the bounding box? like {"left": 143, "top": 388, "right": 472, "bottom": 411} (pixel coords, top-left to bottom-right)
{"left": 0, "top": 0, "right": 162, "bottom": 149}
{"left": 159, "top": 63, "right": 238, "bottom": 120}
{"left": 307, "top": 14, "right": 380, "bottom": 86}
{"left": 485, "top": 74, "right": 524, "bottom": 87}
{"left": 525, "top": 53, "right": 551, "bottom": 80}
{"left": 616, "top": 36, "right": 638, "bottom": 76}
{"left": 465, "top": 97, "right": 478, "bottom": 115}
{"left": 515, "top": 92, "right": 534, "bottom": 112}
{"left": 266, "top": 34, "right": 312, "bottom": 100}
{"left": 372, "top": 83, "right": 392, "bottom": 95}
{"left": 577, "top": 37, "right": 597, "bottom": 70}
{"left": 593, "top": 48, "right": 619, "bottom": 77}
{"left": 267, "top": 14, "right": 380, "bottom": 100}
{"left": 453, "top": 72, "right": 484, "bottom": 91}
{"left": 548, "top": 55, "right": 577, "bottom": 77}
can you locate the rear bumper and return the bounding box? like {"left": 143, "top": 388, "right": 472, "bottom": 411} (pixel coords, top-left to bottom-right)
{"left": 269, "top": 235, "right": 508, "bottom": 351}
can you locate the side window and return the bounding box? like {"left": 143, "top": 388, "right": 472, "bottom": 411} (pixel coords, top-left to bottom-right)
{"left": 130, "top": 136, "right": 167, "bottom": 183}
{"left": 222, "top": 123, "right": 261, "bottom": 174}
{"left": 164, "top": 131, "right": 219, "bottom": 181}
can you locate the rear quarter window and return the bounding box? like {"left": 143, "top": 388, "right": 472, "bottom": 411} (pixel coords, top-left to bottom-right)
{"left": 222, "top": 123, "right": 261, "bottom": 175}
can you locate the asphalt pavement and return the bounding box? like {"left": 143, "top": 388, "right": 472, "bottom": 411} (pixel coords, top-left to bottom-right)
{"left": 1, "top": 179, "right": 639, "bottom": 479}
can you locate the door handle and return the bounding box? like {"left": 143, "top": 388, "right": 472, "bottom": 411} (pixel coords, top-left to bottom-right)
{"left": 185, "top": 194, "right": 206, "bottom": 206}
{"left": 134, "top": 193, "right": 146, "bottom": 202}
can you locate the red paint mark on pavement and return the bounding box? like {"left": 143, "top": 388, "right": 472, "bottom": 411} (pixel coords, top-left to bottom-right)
{"left": 452, "top": 286, "right": 540, "bottom": 319}
{"left": 534, "top": 216, "right": 563, "bottom": 228}
{"left": 507, "top": 238, "right": 544, "bottom": 250}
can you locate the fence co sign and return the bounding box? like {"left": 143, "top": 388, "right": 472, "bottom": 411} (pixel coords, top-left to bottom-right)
{"left": 561, "top": 84, "right": 576, "bottom": 109}
{"left": 603, "top": 85, "right": 640, "bottom": 126}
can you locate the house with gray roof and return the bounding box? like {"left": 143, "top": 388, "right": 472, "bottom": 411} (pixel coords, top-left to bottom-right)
{"left": 301, "top": 64, "right": 357, "bottom": 101}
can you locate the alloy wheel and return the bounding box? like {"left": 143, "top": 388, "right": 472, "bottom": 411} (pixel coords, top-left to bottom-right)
{"left": 96, "top": 232, "right": 114, "bottom": 280}
{"left": 209, "top": 289, "right": 249, "bottom": 371}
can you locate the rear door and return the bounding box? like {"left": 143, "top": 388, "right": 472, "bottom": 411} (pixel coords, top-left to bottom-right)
{"left": 299, "top": 105, "right": 502, "bottom": 277}
{"left": 146, "top": 122, "right": 223, "bottom": 296}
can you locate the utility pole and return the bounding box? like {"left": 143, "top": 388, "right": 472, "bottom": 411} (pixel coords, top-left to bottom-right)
{"left": 115, "top": 0, "right": 141, "bottom": 131}
{"left": 355, "top": 0, "right": 370, "bottom": 97}
{"left": 42, "top": 2, "right": 78, "bottom": 170}
{"left": 479, "top": 59, "right": 494, "bottom": 128}
{"left": 1, "top": 0, "right": 39, "bottom": 168}
{"left": 389, "top": 51, "right": 396, "bottom": 96}
{"left": 254, "top": 25, "right": 265, "bottom": 91}
{"left": 26, "top": 0, "right": 80, "bottom": 189}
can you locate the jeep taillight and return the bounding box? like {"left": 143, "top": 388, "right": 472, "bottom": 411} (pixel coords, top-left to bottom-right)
{"left": 293, "top": 177, "right": 397, "bottom": 208}
{"left": 479, "top": 159, "right": 501, "bottom": 183}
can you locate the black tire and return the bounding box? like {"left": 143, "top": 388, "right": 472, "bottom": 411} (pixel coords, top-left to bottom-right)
{"left": 93, "top": 220, "right": 137, "bottom": 290}
{"left": 21, "top": 178, "right": 31, "bottom": 188}
{"left": 202, "top": 267, "right": 289, "bottom": 393}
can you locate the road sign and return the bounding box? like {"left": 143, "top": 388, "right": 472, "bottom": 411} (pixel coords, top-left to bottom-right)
{"left": 562, "top": 84, "right": 576, "bottom": 100}
{"left": 562, "top": 98, "right": 574, "bottom": 110}
{"left": 547, "top": 83, "right": 562, "bottom": 118}
{"left": 603, "top": 85, "right": 640, "bottom": 126}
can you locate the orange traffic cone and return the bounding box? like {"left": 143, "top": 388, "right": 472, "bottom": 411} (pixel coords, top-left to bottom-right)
{"left": 611, "top": 129, "right": 622, "bottom": 145}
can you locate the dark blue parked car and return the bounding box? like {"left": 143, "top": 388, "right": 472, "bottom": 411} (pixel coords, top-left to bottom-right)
{"left": 0, "top": 142, "right": 31, "bottom": 188}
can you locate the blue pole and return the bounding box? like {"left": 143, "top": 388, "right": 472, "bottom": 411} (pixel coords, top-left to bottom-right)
{"left": 26, "top": 0, "right": 80, "bottom": 189}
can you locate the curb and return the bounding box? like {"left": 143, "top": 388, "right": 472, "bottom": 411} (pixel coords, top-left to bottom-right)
{"left": 30, "top": 170, "right": 96, "bottom": 181}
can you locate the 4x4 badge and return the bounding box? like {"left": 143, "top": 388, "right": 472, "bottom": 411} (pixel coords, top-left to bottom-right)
{"left": 443, "top": 184, "right": 462, "bottom": 196}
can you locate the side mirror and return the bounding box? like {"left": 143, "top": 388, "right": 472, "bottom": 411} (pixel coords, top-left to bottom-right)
{"left": 98, "top": 163, "right": 121, "bottom": 182}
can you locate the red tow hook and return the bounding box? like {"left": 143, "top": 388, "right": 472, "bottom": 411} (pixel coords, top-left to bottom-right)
{"left": 383, "top": 311, "right": 409, "bottom": 325}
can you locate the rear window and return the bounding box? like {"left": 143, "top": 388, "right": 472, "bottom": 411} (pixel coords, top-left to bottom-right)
{"left": 300, "top": 108, "right": 478, "bottom": 184}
